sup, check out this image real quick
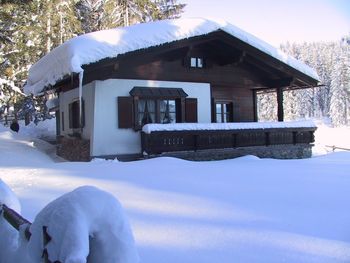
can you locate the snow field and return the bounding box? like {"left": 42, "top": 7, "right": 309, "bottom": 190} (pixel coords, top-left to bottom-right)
{"left": 0, "top": 120, "right": 349, "bottom": 262}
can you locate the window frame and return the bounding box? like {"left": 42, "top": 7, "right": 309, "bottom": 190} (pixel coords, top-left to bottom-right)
{"left": 189, "top": 57, "right": 204, "bottom": 68}
{"left": 214, "top": 100, "right": 233, "bottom": 123}
{"left": 134, "top": 97, "right": 181, "bottom": 130}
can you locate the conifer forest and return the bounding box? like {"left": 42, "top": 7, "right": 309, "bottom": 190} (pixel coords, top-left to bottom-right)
{"left": 0, "top": 0, "right": 349, "bottom": 126}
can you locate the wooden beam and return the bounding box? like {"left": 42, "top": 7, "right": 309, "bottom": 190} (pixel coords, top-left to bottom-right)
{"left": 265, "top": 77, "right": 294, "bottom": 88}
{"left": 252, "top": 89, "right": 258, "bottom": 122}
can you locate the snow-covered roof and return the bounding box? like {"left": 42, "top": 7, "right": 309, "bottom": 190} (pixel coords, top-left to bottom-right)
{"left": 142, "top": 120, "right": 317, "bottom": 134}
{"left": 24, "top": 18, "right": 319, "bottom": 95}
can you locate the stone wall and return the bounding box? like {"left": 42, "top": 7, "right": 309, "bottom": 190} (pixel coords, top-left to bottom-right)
{"left": 146, "top": 144, "right": 313, "bottom": 161}
{"left": 56, "top": 137, "right": 91, "bottom": 161}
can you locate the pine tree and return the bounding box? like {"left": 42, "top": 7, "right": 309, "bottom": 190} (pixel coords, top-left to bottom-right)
{"left": 153, "top": 0, "right": 186, "bottom": 20}
{"left": 75, "top": 0, "right": 186, "bottom": 31}
{"left": 280, "top": 38, "right": 350, "bottom": 126}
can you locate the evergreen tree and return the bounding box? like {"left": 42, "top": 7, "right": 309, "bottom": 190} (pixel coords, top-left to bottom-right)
{"left": 256, "top": 91, "right": 277, "bottom": 121}
{"left": 280, "top": 38, "right": 350, "bottom": 126}
{"left": 153, "top": 0, "right": 186, "bottom": 20}
{"left": 75, "top": 0, "right": 186, "bottom": 31}
{"left": 0, "top": 0, "right": 186, "bottom": 123}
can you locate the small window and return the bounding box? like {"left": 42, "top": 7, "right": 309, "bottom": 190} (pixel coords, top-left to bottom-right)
{"left": 215, "top": 102, "right": 233, "bottom": 123}
{"left": 190, "top": 57, "right": 204, "bottom": 68}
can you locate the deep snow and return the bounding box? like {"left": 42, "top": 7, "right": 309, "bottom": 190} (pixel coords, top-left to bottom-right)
{"left": 0, "top": 120, "right": 350, "bottom": 262}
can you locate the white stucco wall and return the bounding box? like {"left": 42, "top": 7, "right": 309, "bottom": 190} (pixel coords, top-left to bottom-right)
{"left": 91, "top": 79, "right": 211, "bottom": 157}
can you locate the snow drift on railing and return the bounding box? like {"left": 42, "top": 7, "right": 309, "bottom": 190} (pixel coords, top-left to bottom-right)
{"left": 142, "top": 120, "right": 317, "bottom": 134}
{"left": 28, "top": 186, "right": 139, "bottom": 263}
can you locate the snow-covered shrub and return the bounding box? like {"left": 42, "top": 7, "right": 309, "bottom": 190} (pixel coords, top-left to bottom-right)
{"left": 28, "top": 186, "right": 139, "bottom": 263}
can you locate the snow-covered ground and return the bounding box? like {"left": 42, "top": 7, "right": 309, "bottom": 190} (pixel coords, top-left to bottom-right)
{"left": 1, "top": 119, "right": 350, "bottom": 262}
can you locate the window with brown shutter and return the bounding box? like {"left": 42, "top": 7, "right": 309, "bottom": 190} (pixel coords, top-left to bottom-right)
{"left": 118, "top": 96, "right": 134, "bottom": 128}
{"left": 185, "top": 98, "right": 198, "bottom": 123}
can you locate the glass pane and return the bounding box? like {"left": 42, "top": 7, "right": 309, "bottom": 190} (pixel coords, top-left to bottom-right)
{"left": 190, "top": 57, "right": 197, "bottom": 67}
{"left": 138, "top": 112, "right": 144, "bottom": 126}
{"left": 139, "top": 100, "right": 155, "bottom": 126}
{"left": 160, "top": 100, "right": 166, "bottom": 112}
{"left": 147, "top": 100, "right": 156, "bottom": 113}
{"left": 223, "top": 104, "right": 229, "bottom": 114}
{"left": 216, "top": 113, "right": 222, "bottom": 123}
{"left": 169, "top": 112, "right": 176, "bottom": 123}
{"left": 138, "top": 100, "right": 145, "bottom": 112}
{"left": 168, "top": 100, "right": 176, "bottom": 112}
{"left": 197, "top": 58, "right": 203, "bottom": 68}
{"left": 224, "top": 113, "right": 229, "bottom": 123}
{"left": 216, "top": 103, "right": 222, "bottom": 114}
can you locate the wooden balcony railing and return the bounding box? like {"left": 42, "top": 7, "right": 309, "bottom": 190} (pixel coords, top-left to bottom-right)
{"left": 141, "top": 127, "right": 316, "bottom": 155}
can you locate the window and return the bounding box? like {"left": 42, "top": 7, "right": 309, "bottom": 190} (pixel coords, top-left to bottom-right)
{"left": 69, "top": 100, "right": 84, "bottom": 129}
{"left": 118, "top": 87, "right": 198, "bottom": 129}
{"left": 190, "top": 57, "right": 204, "bottom": 68}
{"left": 215, "top": 102, "right": 233, "bottom": 123}
{"left": 137, "top": 99, "right": 176, "bottom": 127}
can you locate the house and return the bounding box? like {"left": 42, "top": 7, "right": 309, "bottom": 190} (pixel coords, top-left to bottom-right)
{"left": 24, "top": 18, "right": 319, "bottom": 161}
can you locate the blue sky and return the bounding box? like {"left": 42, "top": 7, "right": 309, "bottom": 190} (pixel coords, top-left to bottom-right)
{"left": 181, "top": 0, "right": 350, "bottom": 46}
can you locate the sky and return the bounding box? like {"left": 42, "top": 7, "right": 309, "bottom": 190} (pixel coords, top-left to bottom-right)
{"left": 181, "top": 0, "right": 350, "bottom": 47}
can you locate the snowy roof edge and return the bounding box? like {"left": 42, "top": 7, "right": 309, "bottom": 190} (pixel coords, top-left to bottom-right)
{"left": 24, "top": 18, "right": 320, "bottom": 95}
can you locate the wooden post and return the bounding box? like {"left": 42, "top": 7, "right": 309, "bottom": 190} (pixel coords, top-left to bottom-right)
{"left": 276, "top": 87, "right": 284, "bottom": 122}
{"left": 252, "top": 90, "right": 258, "bottom": 122}
{"left": 1, "top": 204, "right": 32, "bottom": 240}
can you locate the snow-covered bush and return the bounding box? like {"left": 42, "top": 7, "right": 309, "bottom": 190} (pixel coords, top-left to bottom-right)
{"left": 28, "top": 186, "right": 139, "bottom": 263}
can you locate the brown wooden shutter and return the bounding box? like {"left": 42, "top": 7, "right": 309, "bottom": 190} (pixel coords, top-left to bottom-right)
{"left": 228, "top": 102, "right": 234, "bottom": 122}
{"left": 118, "top": 96, "right": 134, "bottom": 128}
{"left": 185, "top": 98, "right": 198, "bottom": 123}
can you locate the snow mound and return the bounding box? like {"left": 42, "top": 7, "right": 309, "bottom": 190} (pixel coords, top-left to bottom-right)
{"left": 0, "top": 179, "right": 21, "bottom": 213}
{"left": 19, "top": 118, "right": 56, "bottom": 139}
{"left": 24, "top": 17, "right": 319, "bottom": 95}
{"left": 28, "top": 186, "right": 139, "bottom": 263}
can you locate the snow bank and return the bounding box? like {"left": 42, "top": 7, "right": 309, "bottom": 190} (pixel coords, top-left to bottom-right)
{"left": 28, "top": 186, "right": 139, "bottom": 263}
{"left": 18, "top": 118, "right": 56, "bottom": 139}
{"left": 0, "top": 179, "right": 21, "bottom": 213}
{"left": 142, "top": 120, "right": 317, "bottom": 134}
{"left": 24, "top": 18, "right": 319, "bottom": 95}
